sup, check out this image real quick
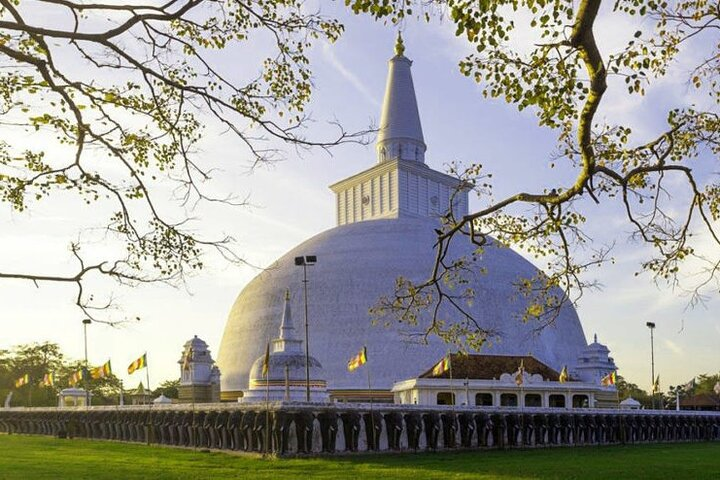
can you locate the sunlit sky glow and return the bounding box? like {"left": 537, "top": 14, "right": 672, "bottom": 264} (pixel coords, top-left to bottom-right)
{"left": 1, "top": 2, "right": 718, "bottom": 393}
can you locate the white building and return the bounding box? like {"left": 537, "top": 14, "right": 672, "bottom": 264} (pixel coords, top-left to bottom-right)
{"left": 217, "top": 35, "right": 610, "bottom": 403}
{"left": 392, "top": 353, "right": 618, "bottom": 408}
{"left": 178, "top": 335, "right": 221, "bottom": 403}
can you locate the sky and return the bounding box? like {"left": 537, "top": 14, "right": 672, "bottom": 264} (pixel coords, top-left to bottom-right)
{"left": 0, "top": 2, "right": 718, "bottom": 394}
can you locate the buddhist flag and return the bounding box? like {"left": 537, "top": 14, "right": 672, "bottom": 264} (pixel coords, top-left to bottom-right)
{"left": 515, "top": 359, "right": 525, "bottom": 386}
{"left": 261, "top": 343, "right": 270, "bottom": 378}
{"left": 652, "top": 375, "right": 660, "bottom": 394}
{"left": 347, "top": 347, "right": 368, "bottom": 372}
{"left": 559, "top": 365, "right": 569, "bottom": 383}
{"left": 182, "top": 346, "right": 193, "bottom": 371}
{"left": 127, "top": 353, "right": 147, "bottom": 375}
{"left": 431, "top": 355, "right": 450, "bottom": 376}
{"left": 69, "top": 368, "right": 88, "bottom": 386}
{"left": 601, "top": 371, "right": 617, "bottom": 386}
{"left": 41, "top": 373, "right": 54, "bottom": 387}
{"left": 14, "top": 374, "right": 29, "bottom": 388}
{"left": 90, "top": 360, "right": 112, "bottom": 380}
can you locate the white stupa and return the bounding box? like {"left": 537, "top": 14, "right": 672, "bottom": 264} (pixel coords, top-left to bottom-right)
{"left": 217, "top": 34, "right": 591, "bottom": 402}
{"left": 242, "top": 289, "right": 329, "bottom": 403}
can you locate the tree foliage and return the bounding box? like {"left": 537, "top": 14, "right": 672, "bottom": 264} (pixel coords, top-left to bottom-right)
{"left": 0, "top": 342, "right": 121, "bottom": 406}
{"left": 0, "top": 0, "right": 366, "bottom": 324}
{"left": 616, "top": 374, "right": 652, "bottom": 407}
{"left": 694, "top": 372, "right": 720, "bottom": 395}
{"left": 152, "top": 378, "right": 180, "bottom": 399}
{"left": 351, "top": 0, "right": 720, "bottom": 349}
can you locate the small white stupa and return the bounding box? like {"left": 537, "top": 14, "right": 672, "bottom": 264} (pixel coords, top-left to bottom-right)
{"left": 620, "top": 397, "right": 642, "bottom": 410}
{"left": 242, "top": 289, "right": 329, "bottom": 403}
{"left": 177, "top": 335, "right": 221, "bottom": 403}
{"left": 58, "top": 388, "right": 91, "bottom": 407}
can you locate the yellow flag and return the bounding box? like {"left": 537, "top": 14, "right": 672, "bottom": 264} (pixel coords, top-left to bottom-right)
{"left": 347, "top": 347, "right": 368, "bottom": 372}
{"left": 261, "top": 343, "right": 270, "bottom": 378}
{"left": 652, "top": 375, "right": 660, "bottom": 394}
{"left": 431, "top": 356, "right": 450, "bottom": 376}
{"left": 515, "top": 359, "right": 525, "bottom": 386}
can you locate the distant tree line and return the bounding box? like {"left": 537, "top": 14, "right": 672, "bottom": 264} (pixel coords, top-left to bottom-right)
{"left": 0, "top": 342, "right": 178, "bottom": 407}
{"left": 617, "top": 374, "right": 720, "bottom": 409}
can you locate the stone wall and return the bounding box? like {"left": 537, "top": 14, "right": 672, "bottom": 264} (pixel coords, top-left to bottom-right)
{"left": 1, "top": 403, "right": 718, "bottom": 456}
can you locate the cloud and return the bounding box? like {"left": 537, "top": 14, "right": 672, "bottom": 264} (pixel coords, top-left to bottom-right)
{"left": 321, "top": 43, "right": 380, "bottom": 108}
{"left": 663, "top": 339, "right": 684, "bottom": 355}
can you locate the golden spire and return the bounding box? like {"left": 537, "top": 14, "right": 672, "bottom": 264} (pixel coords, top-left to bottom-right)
{"left": 394, "top": 31, "right": 405, "bottom": 56}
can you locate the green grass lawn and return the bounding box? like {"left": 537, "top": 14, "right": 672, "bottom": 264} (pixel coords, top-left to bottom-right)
{"left": 1, "top": 435, "right": 719, "bottom": 480}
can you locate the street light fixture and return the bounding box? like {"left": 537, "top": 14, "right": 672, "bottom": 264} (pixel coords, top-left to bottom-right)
{"left": 294, "top": 255, "right": 317, "bottom": 402}
{"left": 646, "top": 321, "right": 656, "bottom": 409}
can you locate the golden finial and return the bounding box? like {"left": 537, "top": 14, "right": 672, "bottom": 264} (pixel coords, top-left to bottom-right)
{"left": 285, "top": 288, "right": 290, "bottom": 301}
{"left": 394, "top": 31, "right": 405, "bottom": 56}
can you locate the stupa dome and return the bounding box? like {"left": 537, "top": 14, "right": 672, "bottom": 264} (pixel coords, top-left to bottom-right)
{"left": 217, "top": 216, "right": 588, "bottom": 398}
{"left": 216, "top": 38, "right": 589, "bottom": 400}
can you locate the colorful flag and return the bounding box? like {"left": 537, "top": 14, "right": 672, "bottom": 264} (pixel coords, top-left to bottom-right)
{"left": 90, "top": 360, "right": 112, "bottom": 380}
{"left": 347, "top": 346, "right": 368, "bottom": 372}
{"left": 261, "top": 343, "right": 270, "bottom": 378}
{"left": 558, "top": 365, "right": 569, "bottom": 383}
{"left": 652, "top": 375, "right": 660, "bottom": 394}
{"left": 69, "top": 368, "right": 88, "bottom": 386}
{"left": 127, "top": 353, "right": 147, "bottom": 375}
{"left": 182, "top": 346, "right": 193, "bottom": 371}
{"left": 431, "top": 355, "right": 451, "bottom": 376}
{"left": 515, "top": 359, "right": 525, "bottom": 386}
{"left": 41, "top": 373, "right": 54, "bottom": 387}
{"left": 14, "top": 374, "right": 29, "bottom": 388}
{"left": 601, "top": 371, "right": 617, "bottom": 386}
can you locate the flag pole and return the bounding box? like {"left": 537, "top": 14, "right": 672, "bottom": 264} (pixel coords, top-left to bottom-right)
{"left": 145, "top": 352, "right": 151, "bottom": 401}
{"left": 264, "top": 341, "right": 270, "bottom": 456}
{"left": 464, "top": 377, "right": 469, "bottom": 406}
{"left": 366, "top": 346, "right": 375, "bottom": 450}
{"left": 265, "top": 373, "right": 270, "bottom": 455}
{"left": 449, "top": 353, "right": 455, "bottom": 412}
{"left": 284, "top": 363, "right": 290, "bottom": 402}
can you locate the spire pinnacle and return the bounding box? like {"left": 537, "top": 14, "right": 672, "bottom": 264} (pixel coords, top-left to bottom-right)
{"left": 394, "top": 31, "right": 405, "bottom": 56}
{"left": 376, "top": 35, "right": 426, "bottom": 164}
{"left": 279, "top": 288, "right": 295, "bottom": 340}
{"left": 274, "top": 288, "right": 303, "bottom": 353}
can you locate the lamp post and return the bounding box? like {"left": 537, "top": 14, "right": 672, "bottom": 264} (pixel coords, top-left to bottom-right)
{"left": 294, "top": 255, "right": 317, "bottom": 402}
{"left": 646, "top": 321, "right": 656, "bottom": 409}
{"left": 82, "top": 318, "right": 92, "bottom": 406}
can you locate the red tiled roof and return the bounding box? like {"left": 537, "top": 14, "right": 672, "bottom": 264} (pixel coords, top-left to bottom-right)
{"left": 419, "top": 354, "right": 562, "bottom": 381}
{"left": 682, "top": 394, "right": 720, "bottom": 408}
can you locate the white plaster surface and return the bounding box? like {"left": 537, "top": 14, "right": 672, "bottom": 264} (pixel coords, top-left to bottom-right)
{"left": 217, "top": 216, "right": 589, "bottom": 393}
